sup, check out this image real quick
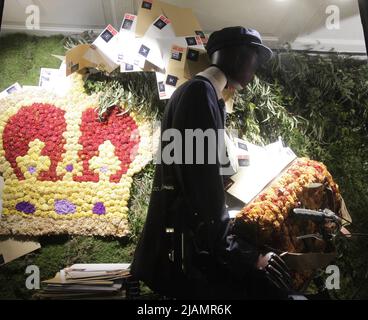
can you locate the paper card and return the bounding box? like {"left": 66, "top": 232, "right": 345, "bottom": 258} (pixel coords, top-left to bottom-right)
{"left": 136, "top": 0, "right": 207, "bottom": 41}
{"left": 154, "top": 37, "right": 205, "bottom": 100}
{"left": 22, "top": 85, "right": 42, "bottom": 90}
{"left": 92, "top": 24, "right": 120, "bottom": 64}
{"left": 67, "top": 263, "right": 131, "bottom": 272}
{"left": 159, "top": 1, "right": 205, "bottom": 39}
{"left": 117, "top": 13, "right": 142, "bottom": 67}
{"left": 224, "top": 132, "right": 239, "bottom": 175}
{"left": 120, "top": 13, "right": 137, "bottom": 33}
{"left": 120, "top": 62, "right": 142, "bottom": 73}
{"left": 0, "top": 83, "right": 22, "bottom": 99}
{"left": 138, "top": 15, "right": 175, "bottom": 70}
{"left": 66, "top": 44, "right": 96, "bottom": 76}
{"left": 83, "top": 45, "right": 119, "bottom": 74}
{"left": 234, "top": 137, "right": 250, "bottom": 167}
{"left": 0, "top": 238, "right": 41, "bottom": 266}
{"left": 158, "top": 36, "right": 204, "bottom": 71}
{"left": 136, "top": 0, "right": 164, "bottom": 37}
{"left": 155, "top": 44, "right": 187, "bottom": 100}
{"left": 39, "top": 66, "right": 72, "bottom": 96}
{"left": 39, "top": 67, "right": 60, "bottom": 87}
{"left": 155, "top": 71, "right": 168, "bottom": 99}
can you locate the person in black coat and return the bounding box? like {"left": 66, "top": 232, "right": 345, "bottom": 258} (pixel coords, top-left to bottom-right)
{"left": 131, "top": 27, "right": 292, "bottom": 299}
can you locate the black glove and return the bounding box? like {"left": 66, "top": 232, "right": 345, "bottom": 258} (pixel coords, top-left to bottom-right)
{"left": 256, "top": 252, "right": 293, "bottom": 291}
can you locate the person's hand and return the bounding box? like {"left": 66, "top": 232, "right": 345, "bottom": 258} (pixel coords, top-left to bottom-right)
{"left": 256, "top": 252, "right": 292, "bottom": 291}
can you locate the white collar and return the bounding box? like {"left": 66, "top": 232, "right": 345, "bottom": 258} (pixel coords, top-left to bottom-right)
{"left": 197, "top": 66, "right": 227, "bottom": 100}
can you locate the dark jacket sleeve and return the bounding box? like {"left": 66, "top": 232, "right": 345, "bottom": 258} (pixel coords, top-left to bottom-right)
{"left": 171, "top": 80, "right": 259, "bottom": 281}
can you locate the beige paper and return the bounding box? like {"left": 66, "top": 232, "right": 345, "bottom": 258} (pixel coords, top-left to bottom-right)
{"left": 65, "top": 44, "right": 96, "bottom": 76}
{"left": 136, "top": 0, "right": 207, "bottom": 40}
{"left": 160, "top": 2, "right": 204, "bottom": 37}
{"left": 156, "top": 45, "right": 187, "bottom": 100}
{"left": 223, "top": 88, "right": 235, "bottom": 113}
{"left": 0, "top": 238, "right": 41, "bottom": 266}
{"left": 136, "top": 0, "right": 164, "bottom": 37}
{"left": 184, "top": 48, "right": 210, "bottom": 80}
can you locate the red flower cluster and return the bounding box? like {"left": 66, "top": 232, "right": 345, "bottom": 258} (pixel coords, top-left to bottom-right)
{"left": 2, "top": 103, "right": 67, "bottom": 181}
{"left": 74, "top": 107, "right": 141, "bottom": 183}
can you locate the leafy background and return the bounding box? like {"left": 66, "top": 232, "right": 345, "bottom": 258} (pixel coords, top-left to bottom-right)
{"left": 0, "top": 33, "right": 367, "bottom": 299}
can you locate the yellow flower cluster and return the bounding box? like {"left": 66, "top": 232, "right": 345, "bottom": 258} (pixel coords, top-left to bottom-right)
{"left": 0, "top": 73, "right": 152, "bottom": 237}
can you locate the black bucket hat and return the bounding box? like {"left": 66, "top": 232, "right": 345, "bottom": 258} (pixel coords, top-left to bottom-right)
{"left": 206, "top": 26, "right": 273, "bottom": 65}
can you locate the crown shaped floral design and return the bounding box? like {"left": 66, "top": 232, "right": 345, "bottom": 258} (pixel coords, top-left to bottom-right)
{"left": 0, "top": 74, "right": 152, "bottom": 237}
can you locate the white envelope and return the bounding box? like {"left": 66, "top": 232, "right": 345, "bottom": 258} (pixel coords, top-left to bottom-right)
{"left": 138, "top": 15, "right": 175, "bottom": 70}
{"left": 0, "top": 82, "right": 22, "bottom": 99}
{"left": 117, "top": 13, "right": 143, "bottom": 68}
{"left": 88, "top": 24, "right": 120, "bottom": 69}
{"left": 38, "top": 63, "right": 72, "bottom": 96}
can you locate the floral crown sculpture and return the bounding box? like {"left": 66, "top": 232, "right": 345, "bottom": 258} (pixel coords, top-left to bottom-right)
{"left": 0, "top": 74, "right": 152, "bottom": 237}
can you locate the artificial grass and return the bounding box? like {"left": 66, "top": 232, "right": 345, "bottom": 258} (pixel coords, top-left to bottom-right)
{"left": 0, "top": 33, "right": 65, "bottom": 90}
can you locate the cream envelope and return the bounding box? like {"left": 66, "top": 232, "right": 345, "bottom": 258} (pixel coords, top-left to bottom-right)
{"left": 136, "top": 0, "right": 207, "bottom": 43}
{"left": 159, "top": 1, "right": 206, "bottom": 41}
{"left": 156, "top": 45, "right": 187, "bottom": 100}
{"left": 158, "top": 35, "right": 205, "bottom": 70}
{"left": 154, "top": 37, "right": 204, "bottom": 100}
{"left": 136, "top": 0, "right": 165, "bottom": 37}
{"left": 184, "top": 48, "right": 210, "bottom": 79}
{"left": 65, "top": 44, "right": 97, "bottom": 76}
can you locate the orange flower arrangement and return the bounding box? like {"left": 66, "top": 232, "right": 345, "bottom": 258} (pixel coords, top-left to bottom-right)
{"left": 234, "top": 157, "right": 342, "bottom": 289}
{"left": 236, "top": 158, "right": 341, "bottom": 252}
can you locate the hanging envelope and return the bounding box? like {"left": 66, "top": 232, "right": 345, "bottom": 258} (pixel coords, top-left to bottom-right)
{"left": 136, "top": 0, "right": 208, "bottom": 43}
{"left": 156, "top": 45, "right": 187, "bottom": 100}
{"left": 155, "top": 71, "right": 168, "bottom": 99}
{"left": 184, "top": 48, "right": 210, "bottom": 80}
{"left": 83, "top": 46, "right": 118, "bottom": 74}
{"left": 83, "top": 24, "right": 119, "bottom": 73}
{"left": 65, "top": 44, "right": 97, "bottom": 76}
{"left": 158, "top": 35, "right": 205, "bottom": 71}
{"left": 138, "top": 15, "right": 175, "bottom": 70}
{"left": 117, "top": 13, "right": 143, "bottom": 68}
{"left": 136, "top": 0, "right": 164, "bottom": 37}
{"left": 160, "top": 1, "right": 207, "bottom": 42}
{"left": 93, "top": 24, "right": 120, "bottom": 63}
